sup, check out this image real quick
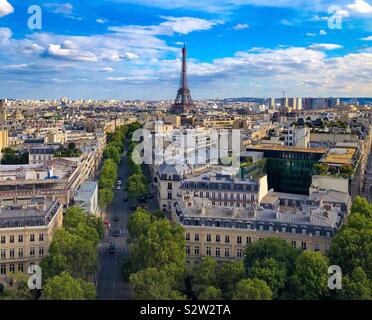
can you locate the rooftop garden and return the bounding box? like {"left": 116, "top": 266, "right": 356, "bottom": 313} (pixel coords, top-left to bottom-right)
{"left": 313, "top": 163, "right": 354, "bottom": 179}
{"left": 54, "top": 142, "right": 83, "bottom": 158}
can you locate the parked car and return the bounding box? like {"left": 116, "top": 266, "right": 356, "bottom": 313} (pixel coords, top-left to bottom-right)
{"left": 113, "top": 229, "right": 120, "bottom": 237}
{"left": 108, "top": 242, "right": 116, "bottom": 254}
{"left": 113, "top": 215, "right": 120, "bottom": 222}
{"left": 117, "top": 186, "right": 121, "bottom": 190}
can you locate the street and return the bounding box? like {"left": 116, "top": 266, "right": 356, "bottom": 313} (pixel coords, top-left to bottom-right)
{"left": 96, "top": 149, "right": 158, "bottom": 300}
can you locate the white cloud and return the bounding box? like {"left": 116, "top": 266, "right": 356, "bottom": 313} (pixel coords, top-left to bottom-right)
{"left": 233, "top": 23, "right": 250, "bottom": 30}
{"left": 159, "top": 16, "right": 222, "bottom": 34}
{"left": 101, "top": 67, "right": 114, "bottom": 73}
{"left": 0, "top": 27, "right": 11, "bottom": 39}
{"left": 347, "top": 0, "right": 372, "bottom": 14}
{"left": 308, "top": 43, "right": 343, "bottom": 50}
{"left": 45, "top": 3, "right": 73, "bottom": 15}
{"left": 320, "top": 29, "right": 327, "bottom": 35}
{"left": 120, "top": 52, "right": 139, "bottom": 60}
{"left": 96, "top": 19, "right": 107, "bottom": 24}
{"left": 46, "top": 44, "right": 98, "bottom": 62}
{"left": 306, "top": 33, "right": 317, "bottom": 37}
{"left": 0, "top": 0, "right": 14, "bottom": 18}
{"left": 361, "top": 35, "right": 372, "bottom": 40}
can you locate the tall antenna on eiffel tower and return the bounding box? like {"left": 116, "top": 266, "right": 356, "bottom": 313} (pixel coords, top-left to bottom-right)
{"left": 169, "top": 44, "right": 195, "bottom": 115}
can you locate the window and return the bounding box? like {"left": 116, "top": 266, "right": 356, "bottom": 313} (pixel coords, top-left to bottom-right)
{"left": 185, "top": 233, "right": 190, "bottom": 241}
{"left": 225, "top": 235, "right": 230, "bottom": 243}
{"left": 39, "top": 234, "right": 44, "bottom": 241}
{"left": 291, "top": 240, "right": 297, "bottom": 248}
{"left": 206, "top": 247, "right": 211, "bottom": 256}
{"left": 237, "top": 248, "right": 243, "bottom": 258}
{"left": 186, "top": 246, "right": 191, "bottom": 255}
{"left": 200, "top": 192, "right": 203, "bottom": 198}
{"left": 39, "top": 247, "right": 44, "bottom": 256}
{"left": 18, "top": 235, "right": 23, "bottom": 243}
{"left": 30, "top": 234, "right": 35, "bottom": 242}
{"left": 167, "top": 183, "right": 172, "bottom": 190}
{"left": 206, "top": 234, "right": 211, "bottom": 242}
{"left": 30, "top": 247, "right": 35, "bottom": 256}
{"left": 237, "top": 236, "right": 242, "bottom": 244}
{"left": 215, "top": 247, "right": 221, "bottom": 258}
{"left": 10, "top": 249, "right": 15, "bottom": 259}
{"left": 10, "top": 235, "right": 14, "bottom": 243}
{"left": 314, "top": 243, "right": 320, "bottom": 252}
{"left": 301, "top": 242, "right": 307, "bottom": 250}
{"left": 0, "top": 250, "right": 5, "bottom": 260}
{"left": 167, "top": 192, "right": 172, "bottom": 200}
{"left": 216, "top": 235, "right": 220, "bottom": 243}
{"left": 194, "top": 233, "right": 200, "bottom": 241}
{"left": 0, "top": 236, "right": 5, "bottom": 244}
{"left": 247, "top": 237, "right": 252, "bottom": 244}
{"left": 0, "top": 264, "right": 6, "bottom": 275}
{"left": 9, "top": 264, "right": 15, "bottom": 273}
{"left": 194, "top": 246, "right": 200, "bottom": 256}
{"left": 18, "top": 263, "right": 24, "bottom": 273}
{"left": 225, "top": 248, "right": 230, "bottom": 258}
{"left": 18, "top": 248, "right": 24, "bottom": 258}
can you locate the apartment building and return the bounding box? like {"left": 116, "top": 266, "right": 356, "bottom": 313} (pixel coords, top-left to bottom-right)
{"left": 0, "top": 199, "right": 63, "bottom": 280}
{"left": 179, "top": 171, "right": 268, "bottom": 209}
{"left": 173, "top": 194, "right": 344, "bottom": 264}
{"left": 0, "top": 158, "right": 88, "bottom": 206}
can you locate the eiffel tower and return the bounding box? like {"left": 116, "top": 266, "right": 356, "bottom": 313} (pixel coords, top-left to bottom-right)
{"left": 169, "top": 44, "right": 195, "bottom": 114}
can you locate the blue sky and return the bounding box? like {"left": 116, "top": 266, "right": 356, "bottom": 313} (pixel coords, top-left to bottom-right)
{"left": 1, "top": 0, "right": 372, "bottom": 99}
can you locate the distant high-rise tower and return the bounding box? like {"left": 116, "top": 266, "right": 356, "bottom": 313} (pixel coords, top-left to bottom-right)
{"left": 169, "top": 45, "right": 195, "bottom": 114}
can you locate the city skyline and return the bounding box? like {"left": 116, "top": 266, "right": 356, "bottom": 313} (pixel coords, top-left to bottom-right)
{"left": 1, "top": 0, "right": 372, "bottom": 99}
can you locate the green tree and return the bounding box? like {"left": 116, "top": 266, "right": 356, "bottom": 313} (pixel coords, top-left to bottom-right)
{"left": 338, "top": 267, "right": 372, "bottom": 300}
{"left": 313, "top": 163, "right": 328, "bottom": 175}
{"left": 42, "top": 272, "right": 84, "bottom": 300}
{"left": 130, "top": 267, "right": 184, "bottom": 300}
{"left": 98, "top": 188, "right": 114, "bottom": 209}
{"left": 127, "top": 173, "right": 149, "bottom": 203}
{"left": 244, "top": 237, "right": 300, "bottom": 274}
{"left": 350, "top": 196, "right": 372, "bottom": 218}
{"left": 248, "top": 258, "right": 287, "bottom": 299}
{"left": 216, "top": 261, "right": 246, "bottom": 300}
{"left": 328, "top": 197, "right": 372, "bottom": 279}
{"left": 43, "top": 229, "right": 98, "bottom": 281}
{"left": 3, "top": 273, "right": 35, "bottom": 300}
{"left": 103, "top": 144, "right": 121, "bottom": 164}
{"left": 125, "top": 209, "right": 185, "bottom": 280}
{"left": 232, "top": 279, "right": 273, "bottom": 300}
{"left": 198, "top": 286, "right": 224, "bottom": 300}
{"left": 127, "top": 208, "right": 152, "bottom": 240}
{"left": 290, "top": 251, "right": 329, "bottom": 300}
{"left": 191, "top": 257, "right": 218, "bottom": 297}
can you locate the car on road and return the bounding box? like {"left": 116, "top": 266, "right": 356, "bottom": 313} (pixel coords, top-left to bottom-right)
{"left": 118, "top": 180, "right": 122, "bottom": 185}
{"left": 131, "top": 206, "right": 136, "bottom": 211}
{"left": 108, "top": 242, "right": 116, "bottom": 254}
{"left": 117, "top": 186, "right": 121, "bottom": 190}
{"left": 113, "top": 215, "right": 120, "bottom": 222}
{"left": 113, "top": 229, "right": 120, "bottom": 237}
{"left": 123, "top": 196, "right": 128, "bottom": 202}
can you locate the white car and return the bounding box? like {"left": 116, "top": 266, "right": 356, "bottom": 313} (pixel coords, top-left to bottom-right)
{"left": 117, "top": 186, "right": 121, "bottom": 190}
